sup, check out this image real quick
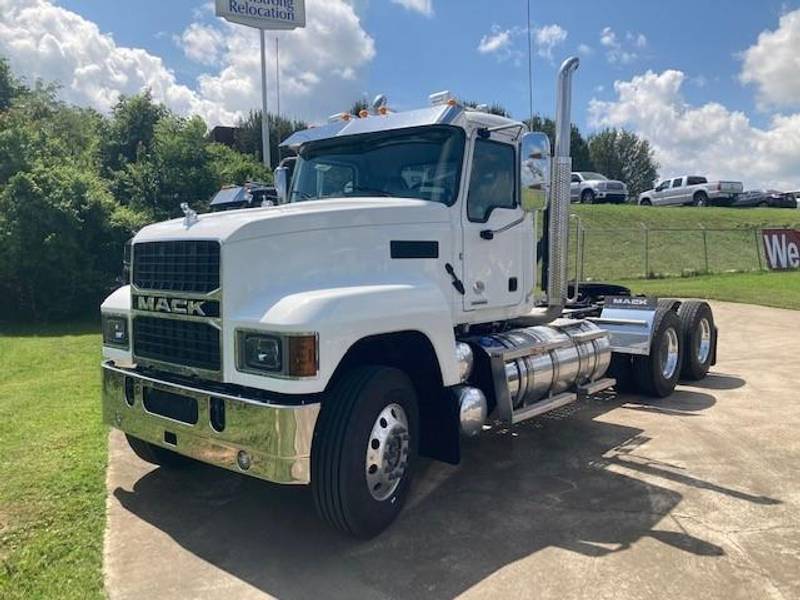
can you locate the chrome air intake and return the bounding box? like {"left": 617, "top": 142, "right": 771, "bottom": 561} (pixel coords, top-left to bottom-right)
{"left": 478, "top": 321, "right": 611, "bottom": 410}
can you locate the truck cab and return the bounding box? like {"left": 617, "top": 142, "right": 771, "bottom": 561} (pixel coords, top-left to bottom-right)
{"left": 100, "top": 58, "right": 717, "bottom": 538}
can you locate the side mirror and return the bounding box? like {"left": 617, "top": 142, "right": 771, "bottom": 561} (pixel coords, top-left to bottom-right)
{"left": 274, "top": 166, "right": 289, "bottom": 204}
{"left": 520, "top": 132, "right": 551, "bottom": 212}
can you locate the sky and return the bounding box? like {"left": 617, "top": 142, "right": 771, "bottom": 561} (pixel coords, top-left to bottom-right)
{"left": 1, "top": 0, "right": 800, "bottom": 189}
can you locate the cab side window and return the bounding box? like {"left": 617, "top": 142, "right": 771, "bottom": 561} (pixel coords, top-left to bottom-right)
{"left": 571, "top": 174, "right": 581, "bottom": 183}
{"left": 467, "top": 139, "right": 516, "bottom": 223}
{"left": 672, "top": 178, "right": 683, "bottom": 188}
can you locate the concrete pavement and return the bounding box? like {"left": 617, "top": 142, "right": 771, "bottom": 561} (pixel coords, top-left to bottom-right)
{"left": 104, "top": 302, "right": 800, "bottom": 599}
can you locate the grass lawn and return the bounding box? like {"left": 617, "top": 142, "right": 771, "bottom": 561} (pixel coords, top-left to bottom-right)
{"left": 0, "top": 323, "right": 106, "bottom": 600}
{"left": 617, "top": 271, "right": 800, "bottom": 310}
{"left": 568, "top": 204, "right": 800, "bottom": 281}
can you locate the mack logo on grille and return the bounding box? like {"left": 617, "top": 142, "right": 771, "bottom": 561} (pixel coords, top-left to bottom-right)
{"left": 134, "top": 295, "right": 220, "bottom": 318}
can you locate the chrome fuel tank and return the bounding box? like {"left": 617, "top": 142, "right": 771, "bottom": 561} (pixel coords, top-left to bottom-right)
{"left": 479, "top": 320, "right": 611, "bottom": 409}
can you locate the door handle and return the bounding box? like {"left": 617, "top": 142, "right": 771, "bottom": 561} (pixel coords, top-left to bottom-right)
{"left": 480, "top": 215, "right": 526, "bottom": 240}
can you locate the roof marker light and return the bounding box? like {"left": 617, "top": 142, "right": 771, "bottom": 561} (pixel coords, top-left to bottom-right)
{"left": 429, "top": 90, "right": 454, "bottom": 106}
{"left": 327, "top": 112, "right": 352, "bottom": 123}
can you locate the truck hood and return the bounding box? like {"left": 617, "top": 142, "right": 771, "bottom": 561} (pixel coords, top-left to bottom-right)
{"left": 134, "top": 198, "right": 451, "bottom": 245}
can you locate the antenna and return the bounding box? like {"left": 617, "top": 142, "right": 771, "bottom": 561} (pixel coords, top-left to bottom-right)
{"left": 527, "top": 0, "right": 534, "bottom": 127}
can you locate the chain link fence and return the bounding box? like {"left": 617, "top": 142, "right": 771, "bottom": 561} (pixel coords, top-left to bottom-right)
{"left": 568, "top": 224, "right": 766, "bottom": 281}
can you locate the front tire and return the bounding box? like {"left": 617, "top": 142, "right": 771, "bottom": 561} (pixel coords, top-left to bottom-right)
{"left": 640, "top": 199, "right": 652, "bottom": 206}
{"left": 581, "top": 189, "right": 595, "bottom": 204}
{"left": 694, "top": 192, "right": 709, "bottom": 207}
{"left": 312, "top": 366, "right": 419, "bottom": 538}
{"left": 633, "top": 309, "right": 683, "bottom": 398}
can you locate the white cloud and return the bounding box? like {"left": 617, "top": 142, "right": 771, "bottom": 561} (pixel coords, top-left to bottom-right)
{"left": 740, "top": 8, "right": 800, "bottom": 109}
{"left": 391, "top": 0, "right": 433, "bottom": 17}
{"left": 599, "top": 26, "right": 644, "bottom": 65}
{"left": 0, "top": 0, "right": 376, "bottom": 126}
{"left": 478, "top": 27, "right": 512, "bottom": 55}
{"left": 578, "top": 43, "right": 594, "bottom": 56}
{"left": 589, "top": 69, "right": 800, "bottom": 190}
{"left": 176, "top": 23, "right": 225, "bottom": 66}
{"left": 534, "top": 24, "right": 567, "bottom": 60}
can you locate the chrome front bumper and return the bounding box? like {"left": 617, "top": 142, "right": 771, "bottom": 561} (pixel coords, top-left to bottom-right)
{"left": 102, "top": 361, "right": 320, "bottom": 484}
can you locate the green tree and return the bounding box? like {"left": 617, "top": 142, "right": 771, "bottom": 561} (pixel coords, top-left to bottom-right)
{"left": 0, "top": 166, "right": 145, "bottom": 321}
{"left": 463, "top": 101, "right": 511, "bottom": 117}
{"left": 102, "top": 91, "right": 167, "bottom": 172}
{"left": 0, "top": 56, "right": 19, "bottom": 111}
{"left": 207, "top": 143, "right": 272, "bottom": 187}
{"left": 526, "top": 115, "right": 593, "bottom": 171}
{"left": 234, "top": 110, "right": 307, "bottom": 169}
{"left": 0, "top": 85, "right": 103, "bottom": 185}
{"left": 588, "top": 128, "right": 659, "bottom": 198}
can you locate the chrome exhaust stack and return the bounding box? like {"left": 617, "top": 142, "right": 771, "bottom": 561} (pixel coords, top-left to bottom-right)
{"left": 520, "top": 57, "right": 580, "bottom": 326}
{"left": 547, "top": 56, "right": 580, "bottom": 313}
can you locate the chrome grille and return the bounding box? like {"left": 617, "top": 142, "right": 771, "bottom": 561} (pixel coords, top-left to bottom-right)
{"left": 132, "top": 241, "right": 220, "bottom": 294}
{"left": 607, "top": 182, "right": 624, "bottom": 191}
{"left": 133, "top": 317, "right": 221, "bottom": 372}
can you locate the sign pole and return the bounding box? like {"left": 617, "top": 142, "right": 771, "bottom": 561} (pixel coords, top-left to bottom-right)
{"left": 275, "top": 36, "right": 281, "bottom": 118}
{"left": 215, "top": 0, "right": 306, "bottom": 170}
{"left": 260, "top": 28, "right": 271, "bottom": 169}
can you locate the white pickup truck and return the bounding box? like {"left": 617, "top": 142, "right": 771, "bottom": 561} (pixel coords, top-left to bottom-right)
{"left": 638, "top": 176, "right": 743, "bottom": 207}
{"left": 99, "top": 59, "right": 719, "bottom": 538}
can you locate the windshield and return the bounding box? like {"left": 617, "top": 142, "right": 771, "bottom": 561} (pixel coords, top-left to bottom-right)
{"left": 290, "top": 126, "right": 465, "bottom": 205}
{"left": 579, "top": 172, "right": 608, "bottom": 181}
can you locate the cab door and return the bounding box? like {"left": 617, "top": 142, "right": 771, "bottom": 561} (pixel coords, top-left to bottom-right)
{"left": 461, "top": 137, "right": 525, "bottom": 311}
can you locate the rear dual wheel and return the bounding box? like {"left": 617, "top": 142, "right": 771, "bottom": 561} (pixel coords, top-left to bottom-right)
{"left": 677, "top": 301, "right": 715, "bottom": 381}
{"left": 632, "top": 308, "right": 683, "bottom": 398}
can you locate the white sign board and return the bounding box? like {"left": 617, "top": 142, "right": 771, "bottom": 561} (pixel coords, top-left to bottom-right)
{"left": 215, "top": 0, "right": 306, "bottom": 30}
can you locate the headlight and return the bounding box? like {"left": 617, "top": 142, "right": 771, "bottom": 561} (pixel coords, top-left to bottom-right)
{"left": 237, "top": 331, "right": 318, "bottom": 378}
{"left": 102, "top": 314, "right": 129, "bottom": 349}
{"left": 242, "top": 333, "right": 283, "bottom": 373}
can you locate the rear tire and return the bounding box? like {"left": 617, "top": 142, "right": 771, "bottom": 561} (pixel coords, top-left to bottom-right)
{"left": 312, "top": 366, "right": 418, "bottom": 539}
{"left": 677, "top": 301, "right": 715, "bottom": 381}
{"left": 633, "top": 309, "right": 683, "bottom": 398}
{"left": 125, "top": 434, "right": 194, "bottom": 468}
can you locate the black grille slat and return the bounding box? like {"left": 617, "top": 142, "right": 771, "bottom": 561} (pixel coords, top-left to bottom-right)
{"left": 134, "top": 317, "right": 221, "bottom": 372}
{"left": 133, "top": 241, "right": 220, "bottom": 294}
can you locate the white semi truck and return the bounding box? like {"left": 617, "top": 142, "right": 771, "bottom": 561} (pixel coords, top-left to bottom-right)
{"left": 100, "top": 58, "right": 718, "bottom": 538}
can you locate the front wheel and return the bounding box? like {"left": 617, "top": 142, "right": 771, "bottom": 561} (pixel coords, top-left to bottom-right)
{"left": 312, "top": 366, "right": 418, "bottom": 538}
{"left": 640, "top": 199, "right": 652, "bottom": 206}
{"left": 694, "top": 193, "right": 709, "bottom": 207}
{"left": 581, "top": 189, "right": 595, "bottom": 204}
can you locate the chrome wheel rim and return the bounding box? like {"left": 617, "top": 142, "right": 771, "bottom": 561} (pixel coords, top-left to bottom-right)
{"left": 365, "top": 403, "right": 410, "bottom": 502}
{"left": 661, "top": 327, "right": 680, "bottom": 380}
{"left": 697, "top": 318, "right": 712, "bottom": 364}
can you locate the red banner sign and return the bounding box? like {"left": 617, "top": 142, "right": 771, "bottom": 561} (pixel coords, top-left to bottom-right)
{"left": 762, "top": 229, "right": 800, "bottom": 270}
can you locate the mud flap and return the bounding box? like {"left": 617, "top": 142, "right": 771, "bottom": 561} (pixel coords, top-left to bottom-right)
{"left": 589, "top": 296, "right": 658, "bottom": 356}
{"left": 418, "top": 390, "right": 461, "bottom": 465}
